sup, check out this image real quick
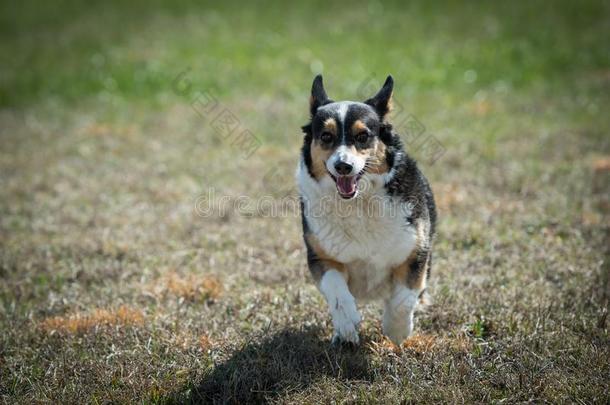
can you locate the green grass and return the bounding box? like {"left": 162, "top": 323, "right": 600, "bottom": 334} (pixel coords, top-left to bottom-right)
{"left": 1, "top": 0, "right": 609, "bottom": 403}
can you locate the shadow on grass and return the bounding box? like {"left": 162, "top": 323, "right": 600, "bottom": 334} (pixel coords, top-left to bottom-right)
{"left": 173, "top": 326, "right": 372, "bottom": 404}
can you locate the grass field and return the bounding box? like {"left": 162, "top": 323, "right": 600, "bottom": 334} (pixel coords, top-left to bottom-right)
{"left": 1, "top": 0, "right": 609, "bottom": 403}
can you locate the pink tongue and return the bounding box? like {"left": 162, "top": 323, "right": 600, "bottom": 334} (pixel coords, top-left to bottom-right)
{"left": 336, "top": 176, "right": 357, "bottom": 195}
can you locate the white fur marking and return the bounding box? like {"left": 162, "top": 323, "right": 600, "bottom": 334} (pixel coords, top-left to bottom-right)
{"left": 383, "top": 285, "right": 420, "bottom": 344}
{"left": 335, "top": 101, "right": 349, "bottom": 123}
{"left": 326, "top": 145, "right": 366, "bottom": 178}
{"left": 319, "top": 269, "right": 361, "bottom": 344}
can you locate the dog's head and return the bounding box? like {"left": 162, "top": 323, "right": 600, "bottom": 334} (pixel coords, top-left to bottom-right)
{"left": 301, "top": 75, "right": 394, "bottom": 199}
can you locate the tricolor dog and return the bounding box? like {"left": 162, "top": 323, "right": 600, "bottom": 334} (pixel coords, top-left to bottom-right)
{"left": 297, "top": 75, "right": 437, "bottom": 345}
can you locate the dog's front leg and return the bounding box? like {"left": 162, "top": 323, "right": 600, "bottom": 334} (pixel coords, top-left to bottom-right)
{"left": 319, "top": 269, "right": 361, "bottom": 344}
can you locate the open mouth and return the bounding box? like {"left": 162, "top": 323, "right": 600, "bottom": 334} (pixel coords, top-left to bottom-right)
{"left": 328, "top": 171, "right": 362, "bottom": 199}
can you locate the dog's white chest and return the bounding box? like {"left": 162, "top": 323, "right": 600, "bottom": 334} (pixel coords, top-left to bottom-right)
{"left": 299, "top": 168, "right": 417, "bottom": 300}
{"left": 307, "top": 198, "right": 414, "bottom": 265}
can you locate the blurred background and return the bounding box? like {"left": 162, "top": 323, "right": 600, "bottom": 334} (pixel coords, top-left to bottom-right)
{"left": 1, "top": 0, "right": 609, "bottom": 403}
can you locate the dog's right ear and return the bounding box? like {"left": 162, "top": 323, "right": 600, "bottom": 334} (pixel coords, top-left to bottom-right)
{"left": 309, "top": 74, "right": 331, "bottom": 116}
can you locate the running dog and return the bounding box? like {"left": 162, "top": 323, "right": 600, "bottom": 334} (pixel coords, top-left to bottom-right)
{"left": 297, "top": 75, "right": 437, "bottom": 345}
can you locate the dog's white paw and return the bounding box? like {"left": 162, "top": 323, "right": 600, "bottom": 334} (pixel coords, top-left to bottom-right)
{"left": 383, "top": 315, "right": 413, "bottom": 345}
{"left": 320, "top": 270, "right": 361, "bottom": 345}
{"left": 330, "top": 299, "right": 361, "bottom": 344}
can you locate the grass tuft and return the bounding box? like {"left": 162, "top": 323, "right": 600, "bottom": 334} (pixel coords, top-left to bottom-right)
{"left": 160, "top": 272, "right": 223, "bottom": 302}
{"left": 38, "top": 306, "right": 144, "bottom": 335}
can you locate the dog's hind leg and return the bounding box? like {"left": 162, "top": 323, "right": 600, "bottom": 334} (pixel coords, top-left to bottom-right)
{"left": 383, "top": 247, "right": 429, "bottom": 345}
{"left": 383, "top": 283, "right": 420, "bottom": 345}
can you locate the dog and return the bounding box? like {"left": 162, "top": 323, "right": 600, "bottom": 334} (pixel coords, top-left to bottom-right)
{"left": 297, "top": 75, "right": 437, "bottom": 345}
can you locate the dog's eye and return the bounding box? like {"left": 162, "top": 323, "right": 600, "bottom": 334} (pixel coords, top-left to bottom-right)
{"left": 320, "top": 132, "right": 333, "bottom": 144}
{"left": 355, "top": 131, "right": 369, "bottom": 144}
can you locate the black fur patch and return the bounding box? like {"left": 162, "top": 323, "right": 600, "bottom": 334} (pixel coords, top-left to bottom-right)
{"left": 364, "top": 75, "right": 394, "bottom": 119}
{"left": 300, "top": 124, "right": 316, "bottom": 179}
{"left": 382, "top": 132, "right": 437, "bottom": 238}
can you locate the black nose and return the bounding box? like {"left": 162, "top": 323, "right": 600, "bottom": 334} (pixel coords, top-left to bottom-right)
{"left": 334, "top": 161, "right": 353, "bottom": 175}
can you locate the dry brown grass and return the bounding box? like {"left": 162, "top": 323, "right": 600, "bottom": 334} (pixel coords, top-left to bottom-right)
{"left": 401, "top": 333, "right": 440, "bottom": 353}
{"left": 433, "top": 182, "right": 468, "bottom": 211}
{"left": 592, "top": 156, "right": 610, "bottom": 173}
{"left": 150, "top": 272, "right": 223, "bottom": 301}
{"left": 39, "top": 306, "right": 145, "bottom": 335}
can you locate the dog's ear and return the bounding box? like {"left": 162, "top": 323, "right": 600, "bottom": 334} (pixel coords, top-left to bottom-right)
{"left": 364, "top": 75, "right": 393, "bottom": 119}
{"left": 309, "top": 74, "right": 331, "bottom": 116}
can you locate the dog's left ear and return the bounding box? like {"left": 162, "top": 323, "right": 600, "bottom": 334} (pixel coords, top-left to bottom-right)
{"left": 309, "top": 74, "right": 331, "bottom": 116}
{"left": 365, "top": 75, "right": 394, "bottom": 119}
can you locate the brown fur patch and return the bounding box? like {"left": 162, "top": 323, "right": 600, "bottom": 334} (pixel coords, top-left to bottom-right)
{"left": 310, "top": 142, "right": 333, "bottom": 180}
{"left": 392, "top": 251, "right": 426, "bottom": 290}
{"left": 305, "top": 233, "right": 346, "bottom": 282}
{"left": 309, "top": 118, "right": 338, "bottom": 180}
{"left": 368, "top": 140, "right": 389, "bottom": 174}
{"left": 351, "top": 119, "right": 367, "bottom": 134}
{"left": 353, "top": 140, "right": 388, "bottom": 175}
{"left": 323, "top": 118, "right": 337, "bottom": 135}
